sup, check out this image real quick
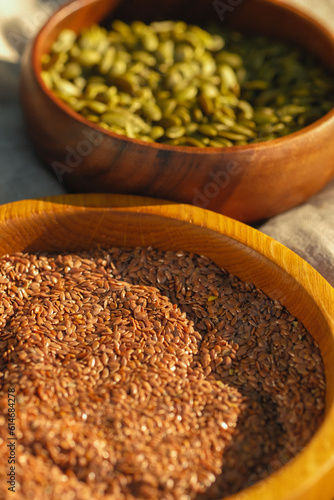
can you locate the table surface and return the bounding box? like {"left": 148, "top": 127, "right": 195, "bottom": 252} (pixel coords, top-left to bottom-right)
{"left": 0, "top": 0, "right": 333, "bottom": 286}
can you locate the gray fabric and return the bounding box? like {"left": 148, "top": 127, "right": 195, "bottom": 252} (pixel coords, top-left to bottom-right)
{"left": 0, "top": 0, "right": 333, "bottom": 286}
{"left": 0, "top": 0, "right": 67, "bottom": 202}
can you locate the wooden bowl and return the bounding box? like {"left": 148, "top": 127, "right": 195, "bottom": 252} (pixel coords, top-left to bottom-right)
{"left": 0, "top": 193, "right": 333, "bottom": 499}
{"left": 20, "top": 0, "right": 334, "bottom": 223}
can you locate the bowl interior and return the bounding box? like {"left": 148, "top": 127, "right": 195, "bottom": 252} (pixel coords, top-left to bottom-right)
{"left": 0, "top": 194, "right": 334, "bottom": 499}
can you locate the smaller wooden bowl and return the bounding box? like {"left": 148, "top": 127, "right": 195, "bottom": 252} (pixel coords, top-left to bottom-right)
{"left": 20, "top": 0, "right": 334, "bottom": 222}
{"left": 0, "top": 194, "right": 334, "bottom": 499}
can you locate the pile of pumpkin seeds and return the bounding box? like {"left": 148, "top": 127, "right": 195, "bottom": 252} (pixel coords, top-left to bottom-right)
{"left": 41, "top": 20, "right": 334, "bottom": 147}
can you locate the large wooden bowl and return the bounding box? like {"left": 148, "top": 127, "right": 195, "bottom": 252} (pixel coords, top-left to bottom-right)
{"left": 0, "top": 193, "right": 333, "bottom": 499}
{"left": 20, "top": 0, "right": 334, "bottom": 222}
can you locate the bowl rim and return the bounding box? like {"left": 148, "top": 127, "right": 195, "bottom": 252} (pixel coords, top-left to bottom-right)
{"left": 0, "top": 193, "right": 334, "bottom": 500}
{"left": 29, "top": 0, "right": 334, "bottom": 153}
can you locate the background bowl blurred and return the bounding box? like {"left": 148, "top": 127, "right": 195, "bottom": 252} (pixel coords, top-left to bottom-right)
{"left": 20, "top": 0, "right": 334, "bottom": 222}
{"left": 0, "top": 193, "right": 334, "bottom": 499}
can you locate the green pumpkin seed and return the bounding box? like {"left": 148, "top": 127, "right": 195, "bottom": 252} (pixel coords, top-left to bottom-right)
{"left": 175, "top": 86, "right": 198, "bottom": 101}
{"left": 84, "top": 100, "right": 108, "bottom": 114}
{"left": 174, "top": 106, "right": 191, "bottom": 124}
{"left": 200, "top": 82, "right": 220, "bottom": 98}
{"left": 198, "top": 94, "right": 214, "bottom": 116}
{"left": 107, "top": 124, "right": 127, "bottom": 135}
{"left": 236, "top": 100, "right": 254, "bottom": 120}
{"left": 109, "top": 60, "right": 127, "bottom": 77}
{"left": 85, "top": 83, "right": 109, "bottom": 100}
{"left": 166, "top": 136, "right": 206, "bottom": 147}
{"left": 215, "top": 51, "right": 243, "bottom": 68}
{"left": 43, "top": 20, "right": 334, "bottom": 147}
{"left": 200, "top": 54, "right": 217, "bottom": 76}
{"left": 155, "top": 40, "right": 174, "bottom": 66}
{"left": 111, "top": 75, "right": 139, "bottom": 95}
{"left": 165, "top": 126, "right": 186, "bottom": 139}
{"left": 219, "top": 64, "right": 239, "bottom": 92}
{"left": 101, "top": 111, "right": 129, "bottom": 127}
{"left": 132, "top": 50, "right": 156, "bottom": 66}
{"left": 229, "top": 123, "right": 256, "bottom": 137}
{"left": 214, "top": 112, "right": 235, "bottom": 127}
{"left": 164, "top": 69, "right": 182, "bottom": 89}
{"left": 185, "top": 123, "right": 199, "bottom": 134}
{"left": 142, "top": 32, "right": 159, "bottom": 52}
{"left": 73, "top": 76, "right": 87, "bottom": 92}
{"left": 52, "top": 29, "right": 77, "bottom": 53}
{"left": 157, "top": 98, "right": 177, "bottom": 117}
{"left": 208, "top": 139, "right": 225, "bottom": 147}
{"left": 243, "top": 80, "right": 269, "bottom": 90}
{"left": 41, "top": 71, "right": 53, "bottom": 89}
{"left": 99, "top": 47, "right": 116, "bottom": 74}
{"left": 76, "top": 49, "right": 101, "bottom": 67}
{"left": 61, "top": 61, "right": 82, "bottom": 80}
{"left": 193, "top": 108, "right": 204, "bottom": 122}
{"left": 150, "top": 126, "right": 165, "bottom": 140}
{"left": 141, "top": 103, "right": 162, "bottom": 122}
{"left": 217, "top": 130, "right": 247, "bottom": 141}
{"left": 278, "top": 105, "right": 306, "bottom": 116}
{"left": 237, "top": 118, "right": 256, "bottom": 129}
{"left": 182, "top": 137, "right": 206, "bottom": 147}
{"left": 209, "top": 137, "right": 233, "bottom": 147}
{"left": 139, "top": 135, "right": 155, "bottom": 142}
{"left": 253, "top": 108, "right": 278, "bottom": 124}
{"left": 198, "top": 124, "right": 218, "bottom": 137}
{"left": 159, "top": 115, "right": 183, "bottom": 128}
{"left": 53, "top": 75, "right": 82, "bottom": 97}
{"left": 175, "top": 44, "right": 194, "bottom": 62}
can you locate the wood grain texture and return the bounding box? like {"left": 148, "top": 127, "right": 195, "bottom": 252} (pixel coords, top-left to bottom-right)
{"left": 19, "top": 0, "right": 334, "bottom": 223}
{"left": 0, "top": 193, "right": 333, "bottom": 499}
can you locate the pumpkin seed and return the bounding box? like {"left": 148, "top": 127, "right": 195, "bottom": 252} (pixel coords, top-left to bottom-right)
{"left": 76, "top": 49, "right": 101, "bottom": 67}
{"left": 198, "top": 124, "right": 218, "bottom": 137}
{"left": 84, "top": 100, "right": 108, "bottom": 114}
{"left": 185, "top": 123, "right": 199, "bottom": 135}
{"left": 174, "top": 106, "right": 191, "bottom": 124}
{"left": 183, "top": 137, "right": 206, "bottom": 147}
{"left": 216, "top": 51, "right": 243, "bottom": 68}
{"left": 198, "top": 94, "right": 214, "bottom": 115}
{"left": 219, "top": 64, "right": 239, "bottom": 93}
{"left": 43, "top": 20, "right": 334, "bottom": 147}
{"left": 109, "top": 60, "right": 127, "bottom": 77}
{"left": 174, "top": 86, "right": 198, "bottom": 102}
{"left": 99, "top": 47, "right": 116, "bottom": 74}
{"left": 159, "top": 115, "right": 182, "bottom": 128}
{"left": 217, "top": 130, "right": 247, "bottom": 141}
{"left": 61, "top": 62, "right": 82, "bottom": 80}
{"left": 150, "top": 126, "right": 165, "bottom": 140}
{"left": 158, "top": 98, "right": 177, "bottom": 116}
{"left": 142, "top": 32, "right": 159, "bottom": 52}
{"left": 52, "top": 29, "right": 77, "bottom": 53}
{"left": 253, "top": 108, "right": 279, "bottom": 125}
{"left": 229, "top": 123, "right": 256, "bottom": 138}
{"left": 111, "top": 75, "right": 139, "bottom": 95}
{"left": 209, "top": 139, "right": 225, "bottom": 147}
{"left": 200, "top": 82, "right": 220, "bottom": 98}
{"left": 41, "top": 71, "right": 53, "bottom": 89}
{"left": 141, "top": 103, "right": 162, "bottom": 122}
{"left": 165, "top": 126, "right": 186, "bottom": 139}
{"left": 209, "top": 137, "right": 234, "bottom": 147}
{"left": 52, "top": 75, "right": 82, "bottom": 97}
